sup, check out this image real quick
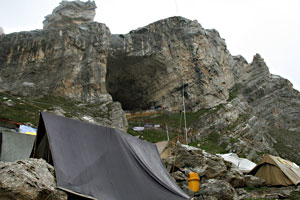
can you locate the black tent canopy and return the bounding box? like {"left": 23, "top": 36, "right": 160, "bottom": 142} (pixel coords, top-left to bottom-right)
{"left": 32, "top": 112, "right": 189, "bottom": 200}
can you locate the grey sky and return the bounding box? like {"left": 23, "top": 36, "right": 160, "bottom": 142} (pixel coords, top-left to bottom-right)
{"left": 1, "top": 0, "right": 299, "bottom": 90}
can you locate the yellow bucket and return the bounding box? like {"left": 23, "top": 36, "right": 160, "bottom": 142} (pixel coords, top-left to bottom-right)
{"left": 188, "top": 172, "right": 200, "bottom": 192}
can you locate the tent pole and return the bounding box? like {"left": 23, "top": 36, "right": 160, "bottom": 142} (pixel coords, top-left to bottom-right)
{"left": 166, "top": 125, "right": 169, "bottom": 141}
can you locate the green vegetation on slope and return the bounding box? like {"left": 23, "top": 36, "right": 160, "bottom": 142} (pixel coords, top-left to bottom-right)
{"left": 0, "top": 92, "right": 110, "bottom": 127}
{"left": 126, "top": 105, "right": 226, "bottom": 148}
{"left": 271, "top": 129, "right": 300, "bottom": 165}
{"left": 126, "top": 108, "right": 215, "bottom": 143}
{"left": 227, "top": 83, "right": 243, "bottom": 102}
{"left": 189, "top": 132, "right": 227, "bottom": 154}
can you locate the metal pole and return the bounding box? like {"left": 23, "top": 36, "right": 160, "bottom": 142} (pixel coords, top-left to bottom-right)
{"left": 182, "top": 82, "right": 188, "bottom": 145}
{"left": 166, "top": 125, "right": 169, "bottom": 141}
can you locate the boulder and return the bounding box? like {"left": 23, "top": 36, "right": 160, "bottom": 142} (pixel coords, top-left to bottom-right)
{"left": 194, "top": 179, "right": 238, "bottom": 200}
{"left": 243, "top": 175, "right": 266, "bottom": 188}
{"left": 0, "top": 159, "right": 67, "bottom": 200}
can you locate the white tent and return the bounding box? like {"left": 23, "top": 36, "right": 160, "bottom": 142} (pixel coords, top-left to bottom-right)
{"left": 218, "top": 153, "right": 256, "bottom": 173}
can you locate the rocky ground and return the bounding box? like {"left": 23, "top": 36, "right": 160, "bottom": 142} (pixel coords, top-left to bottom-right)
{"left": 164, "top": 144, "right": 300, "bottom": 200}
{"left": 0, "top": 159, "right": 67, "bottom": 200}
{"left": 1, "top": 146, "right": 300, "bottom": 200}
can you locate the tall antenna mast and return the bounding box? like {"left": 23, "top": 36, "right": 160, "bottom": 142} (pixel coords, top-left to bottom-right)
{"left": 182, "top": 81, "right": 188, "bottom": 145}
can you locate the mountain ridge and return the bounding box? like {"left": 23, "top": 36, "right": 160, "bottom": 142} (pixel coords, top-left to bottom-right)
{"left": 0, "top": 1, "right": 299, "bottom": 164}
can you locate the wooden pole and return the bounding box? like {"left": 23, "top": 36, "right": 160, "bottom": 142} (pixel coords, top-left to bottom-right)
{"left": 166, "top": 125, "right": 169, "bottom": 141}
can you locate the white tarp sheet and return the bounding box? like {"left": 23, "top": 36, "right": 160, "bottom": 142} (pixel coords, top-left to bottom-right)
{"left": 133, "top": 127, "right": 144, "bottom": 131}
{"left": 218, "top": 153, "right": 256, "bottom": 173}
{"left": 19, "top": 125, "right": 37, "bottom": 135}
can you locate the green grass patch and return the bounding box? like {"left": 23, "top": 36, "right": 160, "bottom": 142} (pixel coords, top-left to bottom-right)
{"left": 244, "top": 186, "right": 269, "bottom": 192}
{"left": 127, "top": 105, "right": 224, "bottom": 139}
{"left": 243, "top": 198, "right": 276, "bottom": 200}
{"left": 0, "top": 93, "right": 109, "bottom": 127}
{"left": 190, "top": 132, "right": 227, "bottom": 154}
{"left": 270, "top": 129, "right": 300, "bottom": 165}
{"left": 289, "top": 191, "right": 300, "bottom": 200}
{"left": 230, "top": 137, "right": 239, "bottom": 145}
{"left": 228, "top": 83, "right": 243, "bottom": 102}
{"left": 226, "top": 113, "right": 249, "bottom": 132}
{"left": 126, "top": 108, "right": 216, "bottom": 144}
{"left": 127, "top": 128, "right": 169, "bottom": 143}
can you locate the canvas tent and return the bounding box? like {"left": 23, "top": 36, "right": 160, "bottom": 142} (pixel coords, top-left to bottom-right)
{"left": 217, "top": 153, "right": 256, "bottom": 173}
{"left": 32, "top": 112, "right": 189, "bottom": 200}
{"left": 0, "top": 129, "right": 35, "bottom": 162}
{"left": 249, "top": 154, "right": 300, "bottom": 186}
{"left": 155, "top": 141, "right": 172, "bottom": 160}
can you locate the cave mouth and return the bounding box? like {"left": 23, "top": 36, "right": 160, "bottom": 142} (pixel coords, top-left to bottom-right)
{"left": 106, "top": 55, "right": 165, "bottom": 111}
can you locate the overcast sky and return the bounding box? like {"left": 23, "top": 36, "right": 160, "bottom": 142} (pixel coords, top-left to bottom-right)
{"left": 0, "top": 0, "right": 299, "bottom": 90}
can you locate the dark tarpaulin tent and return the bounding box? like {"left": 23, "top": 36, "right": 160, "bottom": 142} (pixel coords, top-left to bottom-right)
{"left": 32, "top": 112, "right": 190, "bottom": 200}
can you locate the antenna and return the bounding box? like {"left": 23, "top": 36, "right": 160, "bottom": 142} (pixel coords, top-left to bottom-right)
{"left": 182, "top": 81, "right": 188, "bottom": 145}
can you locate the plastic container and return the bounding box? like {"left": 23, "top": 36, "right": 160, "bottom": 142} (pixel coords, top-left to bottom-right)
{"left": 187, "top": 172, "right": 200, "bottom": 192}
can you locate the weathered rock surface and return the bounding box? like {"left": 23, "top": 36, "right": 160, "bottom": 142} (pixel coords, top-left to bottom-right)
{"left": 43, "top": 1, "right": 96, "bottom": 29}
{"left": 0, "top": 159, "right": 67, "bottom": 200}
{"left": 165, "top": 145, "right": 267, "bottom": 199}
{"left": 193, "top": 179, "right": 238, "bottom": 200}
{"left": 0, "top": 1, "right": 128, "bottom": 131}
{"left": 165, "top": 145, "right": 265, "bottom": 189}
{"left": 0, "top": 23, "right": 109, "bottom": 101}
{"left": 107, "top": 17, "right": 235, "bottom": 111}
{"left": 1, "top": 0, "right": 300, "bottom": 166}
{"left": 107, "top": 16, "right": 300, "bottom": 163}
{"left": 166, "top": 144, "right": 300, "bottom": 199}
{"left": 190, "top": 95, "right": 277, "bottom": 161}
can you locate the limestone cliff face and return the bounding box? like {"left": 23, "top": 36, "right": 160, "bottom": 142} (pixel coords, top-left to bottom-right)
{"left": 107, "top": 16, "right": 300, "bottom": 163}
{"left": 1, "top": 1, "right": 300, "bottom": 163}
{"left": 107, "top": 17, "right": 235, "bottom": 111}
{"left": 0, "top": 1, "right": 127, "bottom": 131}
{"left": 189, "top": 53, "right": 300, "bottom": 161}
{"left": 0, "top": 23, "right": 109, "bottom": 101}
{"left": 240, "top": 54, "right": 300, "bottom": 131}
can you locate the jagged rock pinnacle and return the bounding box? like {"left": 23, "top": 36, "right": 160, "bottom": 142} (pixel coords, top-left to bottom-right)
{"left": 43, "top": 1, "right": 97, "bottom": 29}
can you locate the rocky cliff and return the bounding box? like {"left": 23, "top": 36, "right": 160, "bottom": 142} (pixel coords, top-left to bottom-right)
{"left": 0, "top": 1, "right": 127, "bottom": 131}
{"left": 1, "top": 1, "right": 300, "bottom": 163}
{"left": 1, "top": 1, "right": 300, "bottom": 199}
{"left": 108, "top": 17, "right": 234, "bottom": 111}
{"left": 107, "top": 17, "right": 300, "bottom": 163}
